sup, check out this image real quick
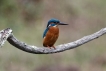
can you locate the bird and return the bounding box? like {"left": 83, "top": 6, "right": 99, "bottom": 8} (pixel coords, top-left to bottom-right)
{"left": 43, "top": 18, "right": 68, "bottom": 49}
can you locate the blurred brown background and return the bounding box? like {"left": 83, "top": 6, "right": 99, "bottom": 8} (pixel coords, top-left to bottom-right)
{"left": 0, "top": 0, "right": 106, "bottom": 71}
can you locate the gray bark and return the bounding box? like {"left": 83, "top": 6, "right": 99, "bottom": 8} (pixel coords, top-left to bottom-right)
{"left": 0, "top": 28, "right": 106, "bottom": 54}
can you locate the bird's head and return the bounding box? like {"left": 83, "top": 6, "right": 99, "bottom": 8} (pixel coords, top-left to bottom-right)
{"left": 43, "top": 18, "right": 68, "bottom": 38}
{"left": 46, "top": 18, "right": 68, "bottom": 28}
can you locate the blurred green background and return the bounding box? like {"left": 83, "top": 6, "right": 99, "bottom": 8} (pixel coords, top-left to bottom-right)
{"left": 0, "top": 0, "right": 106, "bottom": 71}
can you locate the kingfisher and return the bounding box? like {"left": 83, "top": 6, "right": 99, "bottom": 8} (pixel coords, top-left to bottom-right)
{"left": 43, "top": 18, "right": 68, "bottom": 49}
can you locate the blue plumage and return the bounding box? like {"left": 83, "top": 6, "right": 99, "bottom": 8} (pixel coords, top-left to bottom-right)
{"left": 43, "top": 27, "right": 49, "bottom": 38}
{"left": 46, "top": 18, "right": 60, "bottom": 28}
{"left": 43, "top": 18, "right": 68, "bottom": 48}
{"left": 43, "top": 18, "right": 60, "bottom": 38}
{"left": 43, "top": 23, "right": 57, "bottom": 38}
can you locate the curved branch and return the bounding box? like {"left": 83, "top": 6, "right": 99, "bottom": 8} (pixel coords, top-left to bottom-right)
{"left": 6, "top": 28, "right": 106, "bottom": 54}
{"left": 0, "top": 28, "right": 106, "bottom": 54}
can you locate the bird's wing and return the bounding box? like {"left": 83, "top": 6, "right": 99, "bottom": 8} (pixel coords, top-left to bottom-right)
{"left": 43, "top": 28, "right": 49, "bottom": 38}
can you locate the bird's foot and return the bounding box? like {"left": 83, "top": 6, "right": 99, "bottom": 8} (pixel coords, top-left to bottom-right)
{"left": 47, "top": 45, "right": 56, "bottom": 49}
{"left": 47, "top": 45, "right": 52, "bottom": 49}
{"left": 52, "top": 46, "right": 56, "bottom": 49}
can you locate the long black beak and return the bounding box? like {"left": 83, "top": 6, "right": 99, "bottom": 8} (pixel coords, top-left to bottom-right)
{"left": 59, "top": 22, "right": 68, "bottom": 25}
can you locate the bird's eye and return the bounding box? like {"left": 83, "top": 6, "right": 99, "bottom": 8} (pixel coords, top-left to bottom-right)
{"left": 54, "top": 22, "right": 59, "bottom": 23}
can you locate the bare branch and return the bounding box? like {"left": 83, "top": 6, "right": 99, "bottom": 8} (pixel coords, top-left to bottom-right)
{"left": 0, "top": 28, "right": 106, "bottom": 54}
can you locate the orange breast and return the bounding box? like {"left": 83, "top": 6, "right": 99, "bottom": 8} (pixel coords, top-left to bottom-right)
{"left": 43, "top": 26, "right": 59, "bottom": 47}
